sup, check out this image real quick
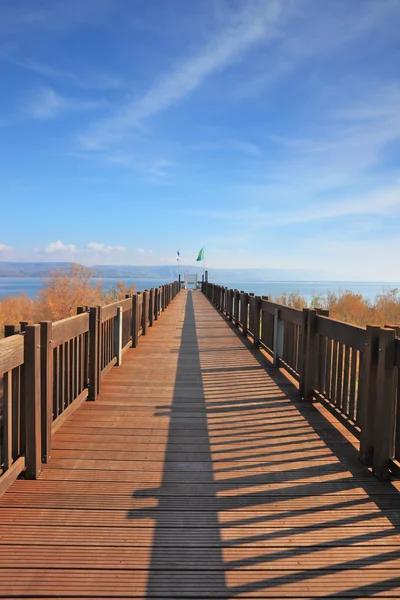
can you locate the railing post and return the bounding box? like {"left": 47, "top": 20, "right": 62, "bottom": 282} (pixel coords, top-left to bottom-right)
{"left": 4, "top": 325, "right": 19, "bottom": 337}
{"left": 154, "top": 288, "right": 159, "bottom": 321}
{"left": 299, "top": 309, "right": 308, "bottom": 398}
{"left": 114, "top": 306, "right": 123, "bottom": 366}
{"left": 234, "top": 290, "right": 240, "bottom": 326}
{"left": 273, "top": 308, "right": 284, "bottom": 368}
{"left": 299, "top": 308, "right": 317, "bottom": 400}
{"left": 24, "top": 324, "right": 42, "bottom": 479}
{"left": 39, "top": 321, "right": 53, "bottom": 463}
{"left": 254, "top": 296, "right": 261, "bottom": 348}
{"left": 4, "top": 325, "right": 22, "bottom": 462}
{"left": 143, "top": 290, "right": 149, "bottom": 335}
{"left": 241, "top": 292, "right": 249, "bottom": 336}
{"left": 373, "top": 327, "right": 397, "bottom": 479}
{"left": 358, "top": 325, "right": 380, "bottom": 466}
{"left": 149, "top": 288, "right": 154, "bottom": 327}
{"left": 88, "top": 306, "right": 100, "bottom": 401}
{"left": 132, "top": 294, "right": 140, "bottom": 348}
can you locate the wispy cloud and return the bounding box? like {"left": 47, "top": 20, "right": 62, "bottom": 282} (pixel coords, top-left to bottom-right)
{"left": 0, "top": 243, "right": 12, "bottom": 252}
{"left": 87, "top": 242, "right": 124, "bottom": 253}
{"left": 1, "top": 52, "right": 126, "bottom": 91}
{"left": 234, "top": 0, "right": 400, "bottom": 100}
{"left": 80, "top": 0, "right": 289, "bottom": 149}
{"left": 46, "top": 240, "right": 76, "bottom": 253}
{"left": 0, "top": 0, "right": 113, "bottom": 35}
{"left": 27, "top": 87, "right": 107, "bottom": 120}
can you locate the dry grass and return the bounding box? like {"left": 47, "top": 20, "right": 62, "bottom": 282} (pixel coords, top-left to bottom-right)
{"left": 0, "top": 264, "right": 136, "bottom": 337}
{"left": 273, "top": 288, "right": 400, "bottom": 328}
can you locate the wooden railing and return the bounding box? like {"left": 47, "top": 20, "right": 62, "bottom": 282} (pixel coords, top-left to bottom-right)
{"left": 204, "top": 282, "right": 400, "bottom": 480}
{"left": 0, "top": 282, "right": 180, "bottom": 495}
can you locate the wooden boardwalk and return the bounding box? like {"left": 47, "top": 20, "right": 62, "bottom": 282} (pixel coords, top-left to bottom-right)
{"left": 1, "top": 289, "right": 400, "bottom": 598}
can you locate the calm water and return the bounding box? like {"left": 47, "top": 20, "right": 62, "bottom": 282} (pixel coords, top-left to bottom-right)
{"left": 210, "top": 281, "right": 400, "bottom": 304}
{"left": 0, "top": 277, "right": 175, "bottom": 299}
{"left": 0, "top": 277, "right": 399, "bottom": 303}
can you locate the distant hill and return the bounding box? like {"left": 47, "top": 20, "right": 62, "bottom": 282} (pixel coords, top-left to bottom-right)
{"left": 0, "top": 262, "right": 74, "bottom": 277}
{"left": 0, "top": 261, "right": 335, "bottom": 281}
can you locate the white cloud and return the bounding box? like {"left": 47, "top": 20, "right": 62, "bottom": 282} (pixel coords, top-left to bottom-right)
{"left": 87, "top": 242, "right": 124, "bottom": 253}
{"left": 27, "top": 87, "right": 107, "bottom": 120}
{"left": 46, "top": 240, "right": 76, "bottom": 253}
{"left": 0, "top": 243, "right": 12, "bottom": 251}
{"left": 191, "top": 184, "right": 400, "bottom": 231}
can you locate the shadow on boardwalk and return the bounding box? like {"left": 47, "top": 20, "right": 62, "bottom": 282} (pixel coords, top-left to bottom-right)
{"left": 128, "top": 290, "right": 400, "bottom": 598}
{"left": 128, "top": 291, "right": 228, "bottom": 596}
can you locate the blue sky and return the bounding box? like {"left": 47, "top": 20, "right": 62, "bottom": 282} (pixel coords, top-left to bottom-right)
{"left": 1, "top": 0, "right": 400, "bottom": 279}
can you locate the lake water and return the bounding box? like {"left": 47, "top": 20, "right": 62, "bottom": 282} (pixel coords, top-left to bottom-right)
{"left": 210, "top": 281, "right": 400, "bottom": 303}
{"left": 0, "top": 277, "right": 175, "bottom": 299}
{"left": 0, "top": 277, "right": 399, "bottom": 303}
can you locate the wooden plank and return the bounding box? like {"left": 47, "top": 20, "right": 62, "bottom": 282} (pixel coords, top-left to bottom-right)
{"left": 52, "top": 313, "right": 89, "bottom": 348}
{"left": 3, "top": 370, "right": 12, "bottom": 470}
{"left": 100, "top": 356, "right": 117, "bottom": 378}
{"left": 261, "top": 300, "right": 303, "bottom": 325}
{"left": 4, "top": 327, "right": 22, "bottom": 462}
{"left": 0, "top": 457, "right": 25, "bottom": 498}
{"left": 336, "top": 342, "right": 344, "bottom": 409}
{"left": 373, "top": 328, "right": 397, "bottom": 479}
{"left": 302, "top": 309, "right": 317, "bottom": 401}
{"left": 359, "top": 326, "right": 380, "bottom": 465}
{"left": 316, "top": 314, "right": 366, "bottom": 351}
{"left": 331, "top": 339, "right": 339, "bottom": 404}
{"left": 0, "top": 334, "right": 24, "bottom": 374}
{"left": 348, "top": 346, "right": 358, "bottom": 421}
{"left": 51, "top": 389, "right": 88, "bottom": 435}
{"left": 114, "top": 306, "right": 123, "bottom": 366}
{"left": 40, "top": 321, "right": 53, "bottom": 463}
{"left": 88, "top": 307, "right": 100, "bottom": 401}
{"left": 24, "top": 324, "right": 42, "bottom": 480}
{"left": 132, "top": 294, "right": 140, "bottom": 348}
{"left": 101, "top": 298, "right": 131, "bottom": 322}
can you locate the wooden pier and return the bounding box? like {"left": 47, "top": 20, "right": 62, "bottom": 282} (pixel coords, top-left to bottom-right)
{"left": 1, "top": 288, "right": 400, "bottom": 597}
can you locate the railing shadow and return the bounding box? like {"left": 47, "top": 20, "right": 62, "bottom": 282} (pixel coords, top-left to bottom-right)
{"left": 128, "top": 290, "right": 400, "bottom": 598}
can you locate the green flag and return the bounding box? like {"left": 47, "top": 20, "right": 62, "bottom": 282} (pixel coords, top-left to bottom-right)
{"left": 196, "top": 247, "right": 204, "bottom": 262}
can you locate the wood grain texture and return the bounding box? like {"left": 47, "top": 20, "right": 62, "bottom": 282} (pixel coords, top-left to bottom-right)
{"left": 52, "top": 313, "right": 89, "bottom": 348}
{"left": 0, "top": 289, "right": 400, "bottom": 598}
{"left": 0, "top": 334, "right": 24, "bottom": 374}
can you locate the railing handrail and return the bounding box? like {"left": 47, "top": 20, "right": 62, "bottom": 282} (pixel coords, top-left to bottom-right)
{"left": 203, "top": 281, "right": 400, "bottom": 481}
{"left": 0, "top": 281, "right": 181, "bottom": 495}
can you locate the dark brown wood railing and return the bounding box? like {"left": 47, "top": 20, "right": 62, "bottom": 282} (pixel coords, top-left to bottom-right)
{"left": 0, "top": 281, "right": 180, "bottom": 495}
{"left": 204, "top": 281, "right": 400, "bottom": 480}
